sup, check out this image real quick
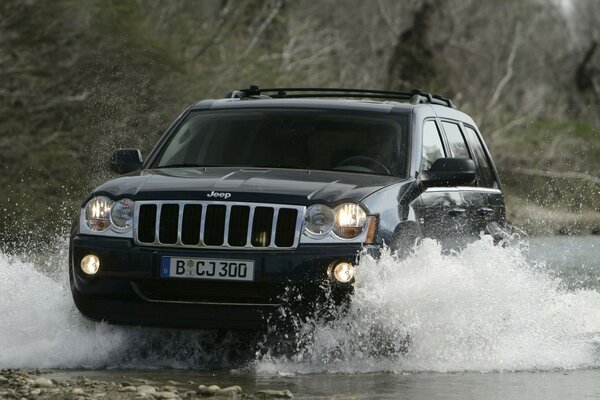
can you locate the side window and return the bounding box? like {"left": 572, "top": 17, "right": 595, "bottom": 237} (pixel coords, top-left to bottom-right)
{"left": 421, "top": 120, "right": 446, "bottom": 171}
{"left": 442, "top": 121, "right": 471, "bottom": 159}
{"left": 464, "top": 126, "right": 496, "bottom": 188}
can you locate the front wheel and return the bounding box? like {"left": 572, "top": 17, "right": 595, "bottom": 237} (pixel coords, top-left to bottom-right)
{"left": 391, "top": 222, "right": 422, "bottom": 258}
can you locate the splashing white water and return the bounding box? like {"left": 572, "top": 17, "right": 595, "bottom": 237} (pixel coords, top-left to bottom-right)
{"left": 1, "top": 236, "right": 599, "bottom": 372}
{"left": 0, "top": 246, "right": 126, "bottom": 368}
{"left": 257, "top": 237, "right": 600, "bottom": 374}
{"left": 0, "top": 241, "right": 256, "bottom": 369}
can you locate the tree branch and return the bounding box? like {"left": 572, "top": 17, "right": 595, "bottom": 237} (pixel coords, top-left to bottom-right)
{"left": 243, "top": 0, "right": 283, "bottom": 57}
{"left": 486, "top": 22, "right": 521, "bottom": 113}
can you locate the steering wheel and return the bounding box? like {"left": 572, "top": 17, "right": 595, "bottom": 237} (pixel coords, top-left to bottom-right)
{"left": 335, "top": 155, "right": 391, "bottom": 175}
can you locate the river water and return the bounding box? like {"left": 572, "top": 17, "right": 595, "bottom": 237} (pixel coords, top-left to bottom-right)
{"left": 1, "top": 235, "right": 599, "bottom": 399}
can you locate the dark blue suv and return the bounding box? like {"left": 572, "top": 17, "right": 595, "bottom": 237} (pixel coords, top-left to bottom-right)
{"left": 70, "top": 87, "right": 506, "bottom": 329}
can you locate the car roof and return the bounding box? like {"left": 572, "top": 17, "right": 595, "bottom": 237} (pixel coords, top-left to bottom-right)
{"left": 191, "top": 98, "right": 477, "bottom": 126}
{"left": 192, "top": 98, "right": 411, "bottom": 113}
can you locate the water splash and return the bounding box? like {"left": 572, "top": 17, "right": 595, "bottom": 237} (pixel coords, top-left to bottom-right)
{"left": 1, "top": 236, "right": 599, "bottom": 373}
{"left": 257, "top": 237, "right": 600, "bottom": 374}
{"left": 0, "top": 241, "right": 256, "bottom": 369}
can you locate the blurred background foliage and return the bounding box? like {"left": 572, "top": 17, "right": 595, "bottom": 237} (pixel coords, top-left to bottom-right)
{"left": 0, "top": 0, "right": 599, "bottom": 244}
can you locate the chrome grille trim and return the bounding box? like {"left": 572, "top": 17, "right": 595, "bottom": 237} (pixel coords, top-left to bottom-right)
{"left": 176, "top": 205, "right": 184, "bottom": 244}
{"left": 134, "top": 201, "right": 305, "bottom": 250}
{"left": 223, "top": 206, "right": 232, "bottom": 246}
{"left": 199, "top": 205, "right": 207, "bottom": 246}
{"left": 154, "top": 205, "right": 162, "bottom": 244}
{"left": 246, "top": 206, "right": 256, "bottom": 246}
{"left": 269, "top": 208, "right": 280, "bottom": 247}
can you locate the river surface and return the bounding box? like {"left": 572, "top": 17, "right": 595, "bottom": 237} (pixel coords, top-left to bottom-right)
{"left": 1, "top": 235, "right": 599, "bottom": 399}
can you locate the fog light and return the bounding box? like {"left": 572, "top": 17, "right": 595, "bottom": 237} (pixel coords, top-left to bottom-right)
{"left": 330, "top": 261, "right": 355, "bottom": 283}
{"left": 81, "top": 254, "right": 100, "bottom": 275}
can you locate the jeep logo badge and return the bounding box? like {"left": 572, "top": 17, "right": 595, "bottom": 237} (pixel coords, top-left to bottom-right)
{"left": 207, "top": 191, "right": 231, "bottom": 199}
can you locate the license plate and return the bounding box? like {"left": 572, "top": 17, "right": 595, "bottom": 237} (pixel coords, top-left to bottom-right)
{"left": 160, "top": 257, "right": 254, "bottom": 281}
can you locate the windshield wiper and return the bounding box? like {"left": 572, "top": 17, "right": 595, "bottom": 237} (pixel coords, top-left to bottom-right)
{"left": 155, "top": 163, "right": 204, "bottom": 169}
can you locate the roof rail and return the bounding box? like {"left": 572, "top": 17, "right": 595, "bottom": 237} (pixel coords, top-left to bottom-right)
{"left": 227, "top": 85, "right": 456, "bottom": 108}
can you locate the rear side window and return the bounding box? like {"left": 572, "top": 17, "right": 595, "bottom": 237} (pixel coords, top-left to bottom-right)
{"left": 442, "top": 121, "right": 471, "bottom": 159}
{"left": 421, "top": 120, "right": 445, "bottom": 171}
{"left": 464, "top": 126, "right": 496, "bottom": 188}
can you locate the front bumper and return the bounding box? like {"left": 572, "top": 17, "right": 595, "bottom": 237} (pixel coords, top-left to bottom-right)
{"left": 70, "top": 235, "right": 364, "bottom": 329}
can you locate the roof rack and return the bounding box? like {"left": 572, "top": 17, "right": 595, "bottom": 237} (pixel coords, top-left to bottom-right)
{"left": 227, "top": 85, "right": 456, "bottom": 108}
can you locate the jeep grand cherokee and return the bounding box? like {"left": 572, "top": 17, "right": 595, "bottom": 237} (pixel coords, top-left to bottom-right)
{"left": 70, "top": 86, "right": 506, "bottom": 329}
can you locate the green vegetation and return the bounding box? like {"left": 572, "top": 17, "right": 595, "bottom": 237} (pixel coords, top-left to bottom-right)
{"left": 0, "top": 0, "right": 599, "bottom": 244}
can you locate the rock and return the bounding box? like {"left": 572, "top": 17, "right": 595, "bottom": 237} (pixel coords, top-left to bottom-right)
{"left": 256, "top": 389, "right": 294, "bottom": 399}
{"left": 182, "top": 390, "right": 197, "bottom": 398}
{"left": 137, "top": 385, "right": 157, "bottom": 395}
{"left": 135, "top": 395, "right": 155, "bottom": 400}
{"left": 0, "top": 375, "right": 7, "bottom": 383}
{"left": 198, "top": 384, "right": 220, "bottom": 396}
{"left": 30, "top": 389, "right": 42, "bottom": 396}
{"left": 167, "top": 381, "right": 182, "bottom": 386}
{"left": 121, "top": 381, "right": 135, "bottom": 387}
{"left": 32, "top": 378, "right": 53, "bottom": 388}
{"left": 72, "top": 388, "right": 86, "bottom": 395}
{"left": 163, "top": 385, "right": 178, "bottom": 392}
{"left": 133, "top": 378, "right": 159, "bottom": 385}
{"left": 155, "top": 391, "right": 178, "bottom": 399}
{"left": 216, "top": 386, "right": 242, "bottom": 396}
{"left": 119, "top": 386, "right": 138, "bottom": 392}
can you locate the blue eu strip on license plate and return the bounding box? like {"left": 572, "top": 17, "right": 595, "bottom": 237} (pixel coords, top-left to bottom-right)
{"left": 160, "top": 256, "right": 254, "bottom": 281}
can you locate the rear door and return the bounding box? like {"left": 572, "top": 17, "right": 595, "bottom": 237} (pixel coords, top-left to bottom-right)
{"left": 416, "top": 119, "right": 469, "bottom": 247}
{"left": 437, "top": 120, "right": 475, "bottom": 244}
{"left": 460, "top": 124, "right": 505, "bottom": 237}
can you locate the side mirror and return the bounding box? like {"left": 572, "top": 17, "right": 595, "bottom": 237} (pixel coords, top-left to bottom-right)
{"left": 421, "top": 158, "right": 476, "bottom": 187}
{"left": 110, "top": 148, "right": 143, "bottom": 174}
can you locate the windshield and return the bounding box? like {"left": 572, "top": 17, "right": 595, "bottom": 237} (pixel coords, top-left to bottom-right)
{"left": 153, "top": 109, "right": 409, "bottom": 177}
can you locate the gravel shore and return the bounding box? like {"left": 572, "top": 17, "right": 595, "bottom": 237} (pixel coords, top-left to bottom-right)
{"left": 0, "top": 369, "right": 293, "bottom": 400}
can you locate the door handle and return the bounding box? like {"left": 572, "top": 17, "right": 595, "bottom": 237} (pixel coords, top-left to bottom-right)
{"left": 478, "top": 207, "right": 494, "bottom": 216}
{"left": 447, "top": 207, "right": 466, "bottom": 216}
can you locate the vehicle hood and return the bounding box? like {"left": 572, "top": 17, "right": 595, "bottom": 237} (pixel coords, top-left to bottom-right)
{"left": 91, "top": 167, "right": 404, "bottom": 205}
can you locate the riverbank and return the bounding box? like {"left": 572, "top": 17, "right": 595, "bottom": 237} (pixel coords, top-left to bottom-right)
{"left": 506, "top": 196, "right": 600, "bottom": 236}
{"left": 0, "top": 369, "right": 294, "bottom": 399}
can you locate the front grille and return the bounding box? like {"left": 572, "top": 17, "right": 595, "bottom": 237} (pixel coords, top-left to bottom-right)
{"left": 133, "top": 280, "right": 283, "bottom": 305}
{"left": 134, "top": 201, "right": 304, "bottom": 249}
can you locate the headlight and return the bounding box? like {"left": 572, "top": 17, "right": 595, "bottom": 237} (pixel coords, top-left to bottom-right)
{"left": 304, "top": 204, "right": 335, "bottom": 236}
{"left": 84, "top": 196, "right": 113, "bottom": 231}
{"left": 333, "top": 203, "right": 367, "bottom": 239}
{"left": 110, "top": 198, "right": 134, "bottom": 230}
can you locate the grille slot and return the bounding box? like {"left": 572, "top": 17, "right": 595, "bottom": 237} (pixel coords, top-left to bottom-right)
{"left": 251, "top": 207, "right": 274, "bottom": 247}
{"left": 159, "top": 204, "right": 179, "bottom": 244}
{"left": 138, "top": 204, "right": 157, "bottom": 243}
{"left": 181, "top": 204, "right": 202, "bottom": 245}
{"left": 135, "top": 201, "right": 304, "bottom": 250}
{"left": 203, "top": 205, "right": 226, "bottom": 245}
{"left": 275, "top": 208, "right": 298, "bottom": 247}
{"left": 228, "top": 206, "right": 250, "bottom": 246}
